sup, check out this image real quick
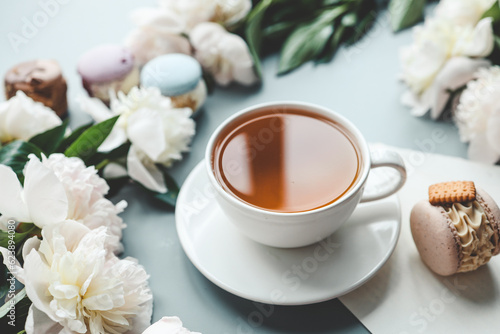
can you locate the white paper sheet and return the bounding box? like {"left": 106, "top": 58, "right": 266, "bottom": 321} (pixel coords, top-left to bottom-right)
{"left": 339, "top": 144, "right": 500, "bottom": 334}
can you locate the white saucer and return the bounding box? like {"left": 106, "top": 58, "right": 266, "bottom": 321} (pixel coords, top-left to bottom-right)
{"left": 175, "top": 160, "right": 401, "bottom": 305}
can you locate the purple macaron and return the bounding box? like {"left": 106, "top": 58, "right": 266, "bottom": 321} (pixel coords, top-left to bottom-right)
{"left": 77, "top": 44, "right": 139, "bottom": 102}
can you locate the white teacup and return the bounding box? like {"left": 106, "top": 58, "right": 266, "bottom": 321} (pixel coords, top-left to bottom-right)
{"left": 205, "top": 102, "right": 406, "bottom": 248}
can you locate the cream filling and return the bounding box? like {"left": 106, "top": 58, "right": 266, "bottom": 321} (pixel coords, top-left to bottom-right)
{"left": 88, "top": 66, "right": 140, "bottom": 102}
{"left": 446, "top": 201, "right": 495, "bottom": 272}
{"left": 171, "top": 80, "right": 207, "bottom": 113}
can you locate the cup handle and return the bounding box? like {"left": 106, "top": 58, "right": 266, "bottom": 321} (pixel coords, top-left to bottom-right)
{"left": 360, "top": 148, "right": 407, "bottom": 203}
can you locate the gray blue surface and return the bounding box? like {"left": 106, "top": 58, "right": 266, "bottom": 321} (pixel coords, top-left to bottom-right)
{"left": 0, "top": 1, "right": 466, "bottom": 333}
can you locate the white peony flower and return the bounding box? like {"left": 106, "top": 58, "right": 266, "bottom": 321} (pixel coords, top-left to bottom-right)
{"left": 42, "top": 153, "right": 127, "bottom": 254}
{"left": 143, "top": 316, "right": 201, "bottom": 334}
{"left": 190, "top": 22, "right": 258, "bottom": 86}
{"left": 435, "top": 0, "right": 495, "bottom": 26}
{"left": 78, "top": 87, "right": 196, "bottom": 193}
{"left": 0, "top": 155, "right": 68, "bottom": 229}
{"left": 400, "top": 17, "right": 494, "bottom": 118}
{"left": 455, "top": 66, "right": 500, "bottom": 164}
{"left": 6, "top": 221, "right": 152, "bottom": 334}
{"left": 401, "top": 57, "right": 490, "bottom": 119}
{"left": 0, "top": 154, "right": 127, "bottom": 253}
{"left": 0, "top": 91, "right": 62, "bottom": 144}
{"left": 126, "top": 8, "right": 192, "bottom": 67}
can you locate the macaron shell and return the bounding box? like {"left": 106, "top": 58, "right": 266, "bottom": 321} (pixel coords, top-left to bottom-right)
{"left": 410, "top": 200, "right": 461, "bottom": 276}
{"left": 78, "top": 44, "right": 135, "bottom": 83}
{"left": 141, "top": 54, "right": 202, "bottom": 96}
{"left": 476, "top": 187, "right": 500, "bottom": 255}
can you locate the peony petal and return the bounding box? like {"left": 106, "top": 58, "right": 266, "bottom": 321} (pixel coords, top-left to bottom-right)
{"left": 233, "top": 65, "right": 259, "bottom": 86}
{"left": 127, "top": 109, "right": 166, "bottom": 161}
{"left": 0, "top": 246, "right": 25, "bottom": 283}
{"left": 5, "top": 91, "right": 62, "bottom": 141}
{"left": 191, "top": 22, "right": 256, "bottom": 86}
{"left": 0, "top": 165, "right": 30, "bottom": 222}
{"left": 468, "top": 132, "right": 500, "bottom": 164}
{"left": 486, "top": 108, "right": 500, "bottom": 155}
{"left": 24, "top": 250, "right": 59, "bottom": 324}
{"left": 222, "top": 33, "right": 258, "bottom": 85}
{"left": 76, "top": 95, "right": 114, "bottom": 123}
{"left": 0, "top": 216, "right": 12, "bottom": 231}
{"left": 98, "top": 127, "right": 128, "bottom": 153}
{"left": 25, "top": 305, "right": 66, "bottom": 334}
{"left": 427, "top": 57, "right": 490, "bottom": 119}
{"left": 130, "top": 8, "right": 185, "bottom": 33}
{"left": 143, "top": 316, "right": 200, "bottom": 334}
{"left": 82, "top": 294, "right": 115, "bottom": 311}
{"left": 23, "top": 236, "right": 41, "bottom": 261}
{"left": 217, "top": 0, "right": 252, "bottom": 26}
{"left": 220, "top": 34, "right": 254, "bottom": 64}
{"left": 434, "top": 0, "right": 492, "bottom": 26}
{"left": 127, "top": 146, "right": 167, "bottom": 193}
{"left": 401, "top": 90, "right": 430, "bottom": 117}
{"left": 460, "top": 18, "right": 494, "bottom": 58}
{"left": 46, "top": 220, "right": 91, "bottom": 253}
{"left": 125, "top": 28, "right": 192, "bottom": 67}
{"left": 103, "top": 162, "right": 128, "bottom": 179}
{"left": 78, "top": 92, "right": 128, "bottom": 153}
{"left": 399, "top": 37, "right": 448, "bottom": 95}
{"left": 23, "top": 156, "right": 68, "bottom": 228}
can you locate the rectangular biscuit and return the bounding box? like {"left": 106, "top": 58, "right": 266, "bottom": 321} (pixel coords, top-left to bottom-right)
{"left": 429, "top": 181, "right": 476, "bottom": 205}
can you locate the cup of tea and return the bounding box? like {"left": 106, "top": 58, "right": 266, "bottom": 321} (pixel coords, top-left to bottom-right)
{"left": 205, "top": 101, "right": 406, "bottom": 248}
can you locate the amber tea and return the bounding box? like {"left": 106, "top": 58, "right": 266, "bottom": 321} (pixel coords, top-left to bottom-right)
{"left": 211, "top": 107, "right": 361, "bottom": 213}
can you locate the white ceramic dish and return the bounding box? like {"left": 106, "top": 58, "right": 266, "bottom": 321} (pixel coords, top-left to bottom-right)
{"left": 175, "top": 160, "right": 401, "bottom": 305}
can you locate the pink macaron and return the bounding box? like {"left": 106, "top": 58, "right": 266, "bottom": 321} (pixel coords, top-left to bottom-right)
{"left": 77, "top": 44, "right": 139, "bottom": 103}
{"left": 410, "top": 182, "right": 500, "bottom": 276}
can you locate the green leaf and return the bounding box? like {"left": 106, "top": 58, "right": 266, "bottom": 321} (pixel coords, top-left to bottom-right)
{"left": 64, "top": 116, "right": 119, "bottom": 163}
{"left": 57, "top": 122, "right": 93, "bottom": 153}
{"left": 278, "top": 6, "right": 347, "bottom": 74}
{"left": 341, "top": 12, "right": 357, "bottom": 27}
{"left": 245, "top": 0, "right": 274, "bottom": 79}
{"left": 483, "top": 0, "right": 500, "bottom": 36}
{"left": 317, "top": 23, "right": 345, "bottom": 63}
{"left": 389, "top": 0, "right": 426, "bottom": 32}
{"left": 262, "top": 21, "right": 299, "bottom": 41}
{"left": 322, "top": 0, "right": 344, "bottom": 5}
{"left": 495, "top": 35, "right": 500, "bottom": 49}
{"left": 345, "top": 10, "right": 377, "bottom": 45}
{"left": 88, "top": 142, "right": 131, "bottom": 168}
{"left": 482, "top": 1, "right": 500, "bottom": 22}
{"left": 153, "top": 171, "right": 180, "bottom": 208}
{"left": 28, "top": 120, "right": 68, "bottom": 155}
{"left": 0, "top": 289, "right": 31, "bottom": 332}
{"left": 0, "top": 289, "right": 26, "bottom": 318}
{"left": 0, "top": 141, "right": 43, "bottom": 181}
{"left": 0, "top": 224, "right": 40, "bottom": 249}
{"left": 0, "top": 262, "right": 8, "bottom": 300}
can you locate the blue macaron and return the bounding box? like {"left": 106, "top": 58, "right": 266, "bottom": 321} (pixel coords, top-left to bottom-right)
{"left": 140, "top": 54, "right": 202, "bottom": 96}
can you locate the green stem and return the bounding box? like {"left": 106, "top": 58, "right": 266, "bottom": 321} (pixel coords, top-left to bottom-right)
{"left": 95, "top": 159, "right": 110, "bottom": 171}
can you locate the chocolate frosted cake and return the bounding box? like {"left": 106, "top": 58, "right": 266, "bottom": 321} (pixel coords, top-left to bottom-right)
{"left": 5, "top": 59, "right": 68, "bottom": 118}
